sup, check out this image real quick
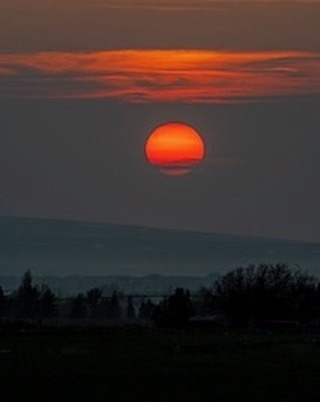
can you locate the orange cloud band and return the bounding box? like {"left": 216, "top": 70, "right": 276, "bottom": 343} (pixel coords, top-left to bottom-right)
{"left": 0, "top": 50, "right": 319, "bottom": 102}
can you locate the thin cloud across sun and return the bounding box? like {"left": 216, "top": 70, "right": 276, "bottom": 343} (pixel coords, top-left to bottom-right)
{"left": 145, "top": 122, "right": 205, "bottom": 176}
{"left": 0, "top": 50, "right": 319, "bottom": 102}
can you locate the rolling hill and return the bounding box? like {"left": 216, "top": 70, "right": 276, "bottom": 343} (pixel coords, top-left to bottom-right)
{"left": 0, "top": 215, "right": 319, "bottom": 279}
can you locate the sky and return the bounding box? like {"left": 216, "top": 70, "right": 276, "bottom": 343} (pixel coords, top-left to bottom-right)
{"left": 1, "top": 0, "right": 320, "bottom": 242}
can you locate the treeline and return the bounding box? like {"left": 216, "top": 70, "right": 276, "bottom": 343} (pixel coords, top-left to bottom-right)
{"left": 202, "top": 263, "right": 320, "bottom": 328}
{"left": 1, "top": 264, "right": 320, "bottom": 329}
{"left": 0, "top": 270, "right": 157, "bottom": 323}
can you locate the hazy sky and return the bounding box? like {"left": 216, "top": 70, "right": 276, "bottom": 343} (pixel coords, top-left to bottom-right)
{"left": 1, "top": 0, "right": 320, "bottom": 242}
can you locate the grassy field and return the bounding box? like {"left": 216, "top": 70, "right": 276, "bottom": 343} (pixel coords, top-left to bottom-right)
{"left": 1, "top": 326, "right": 320, "bottom": 401}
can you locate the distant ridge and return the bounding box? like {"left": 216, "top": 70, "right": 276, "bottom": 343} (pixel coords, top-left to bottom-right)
{"left": 0, "top": 273, "right": 219, "bottom": 296}
{"left": 0, "top": 215, "right": 319, "bottom": 277}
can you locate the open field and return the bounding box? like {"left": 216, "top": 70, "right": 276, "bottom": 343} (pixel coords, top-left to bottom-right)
{"left": 1, "top": 326, "right": 320, "bottom": 401}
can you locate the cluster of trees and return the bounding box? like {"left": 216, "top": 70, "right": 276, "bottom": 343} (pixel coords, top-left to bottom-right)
{"left": 1, "top": 264, "right": 320, "bottom": 329}
{"left": 0, "top": 270, "right": 57, "bottom": 320}
{"left": 152, "top": 288, "right": 193, "bottom": 328}
{"left": 152, "top": 264, "right": 320, "bottom": 328}
{"left": 0, "top": 270, "right": 157, "bottom": 323}
{"left": 68, "top": 290, "right": 156, "bottom": 321}
{"left": 202, "top": 263, "right": 320, "bottom": 327}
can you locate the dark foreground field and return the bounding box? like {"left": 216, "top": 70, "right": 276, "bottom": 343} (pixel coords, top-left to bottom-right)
{"left": 1, "top": 326, "right": 320, "bottom": 401}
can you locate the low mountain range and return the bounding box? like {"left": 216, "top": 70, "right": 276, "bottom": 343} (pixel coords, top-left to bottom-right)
{"left": 0, "top": 215, "right": 319, "bottom": 294}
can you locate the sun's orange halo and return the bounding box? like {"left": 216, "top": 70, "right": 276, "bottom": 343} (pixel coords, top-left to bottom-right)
{"left": 145, "top": 122, "right": 205, "bottom": 176}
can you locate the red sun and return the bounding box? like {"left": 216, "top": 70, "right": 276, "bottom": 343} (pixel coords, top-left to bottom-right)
{"left": 145, "top": 122, "right": 205, "bottom": 176}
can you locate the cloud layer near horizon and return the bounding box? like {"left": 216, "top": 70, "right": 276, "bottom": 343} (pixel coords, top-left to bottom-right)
{"left": 0, "top": 50, "right": 319, "bottom": 103}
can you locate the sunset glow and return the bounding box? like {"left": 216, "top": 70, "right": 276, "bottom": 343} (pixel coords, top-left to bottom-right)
{"left": 145, "top": 122, "right": 205, "bottom": 176}
{"left": 0, "top": 50, "right": 319, "bottom": 102}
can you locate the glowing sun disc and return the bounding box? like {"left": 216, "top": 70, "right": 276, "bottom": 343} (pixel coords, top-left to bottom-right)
{"left": 145, "top": 122, "right": 205, "bottom": 176}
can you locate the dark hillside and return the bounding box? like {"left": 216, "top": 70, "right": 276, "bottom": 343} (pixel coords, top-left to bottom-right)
{"left": 0, "top": 215, "right": 319, "bottom": 276}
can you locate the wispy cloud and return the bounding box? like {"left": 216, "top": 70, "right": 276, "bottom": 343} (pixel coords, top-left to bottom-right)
{"left": 94, "top": 1, "right": 225, "bottom": 12}
{"left": 0, "top": 50, "right": 319, "bottom": 103}
{"left": 87, "top": 0, "right": 320, "bottom": 13}
{"left": 93, "top": 0, "right": 320, "bottom": 9}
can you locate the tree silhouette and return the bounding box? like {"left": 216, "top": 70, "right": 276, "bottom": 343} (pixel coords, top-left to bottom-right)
{"left": 16, "top": 270, "right": 40, "bottom": 319}
{"left": 109, "top": 291, "right": 122, "bottom": 320}
{"left": 0, "top": 286, "right": 6, "bottom": 317}
{"left": 86, "top": 287, "right": 103, "bottom": 318}
{"left": 152, "top": 288, "right": 193, "bottom": 328}
{"left": 212, "top": 264, "right": 319, "bottom": 327}
{"left": 70, "top": 293, "right": 87, "bottom": 319}
{"left": 126, "top": 296, "right": 135, "bottom": 319}
{"left": 139, "top": 299, "right": 156, "bottom": 320}
{"left": 39, "top": 285, "right": 57, "bottom": 319}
